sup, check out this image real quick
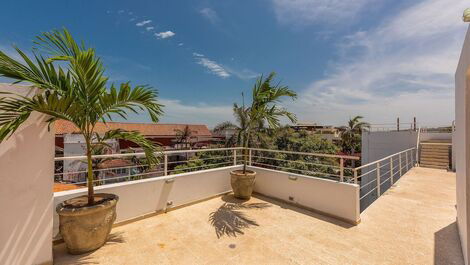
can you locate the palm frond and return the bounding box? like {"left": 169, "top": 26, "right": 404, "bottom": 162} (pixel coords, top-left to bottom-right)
{"left": 95, "top": 129, "right": 161, "bottom": 168}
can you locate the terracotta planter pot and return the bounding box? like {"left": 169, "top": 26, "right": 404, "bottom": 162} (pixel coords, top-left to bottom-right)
{"left": 230, "top": 170, "right": 256, "bottom": 199}
{"left": 56, "top": 193, "right": 118, "bottom": 254}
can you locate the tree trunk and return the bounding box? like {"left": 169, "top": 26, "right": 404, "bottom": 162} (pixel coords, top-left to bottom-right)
{"left": 86, "top": 139, "right": 95, "bottom": 206}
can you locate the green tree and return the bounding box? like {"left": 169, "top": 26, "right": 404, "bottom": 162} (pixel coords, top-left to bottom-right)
{"left": 0, "top": 29, "right": 163, "bottom": 205}
{"left": 240, "top": 72, "right": 297, "bottom": 173}
{"left": 340, "top": 116, "right": 369, "bottom": 155}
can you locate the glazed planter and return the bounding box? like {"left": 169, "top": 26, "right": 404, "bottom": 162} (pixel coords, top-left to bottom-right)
{"left": 230, "top": 170, "right": 256, "bottom": 199}
{"left": 56, "top": 193, "right": 119, "bottom": 254}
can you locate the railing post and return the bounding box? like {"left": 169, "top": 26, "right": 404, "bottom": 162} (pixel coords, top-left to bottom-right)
{"left": 405, "top": 151, "right": 409, "bottom": 171}
{"left": 248, "top": 149, "right": 252, "bottom": 166}
{"left": 353, "top": 169, "right": 358, "bottom": 184}
{"left": 377, "top": 162, "right": 381, "bottom": 197}
{"left": 339, "top": 158, "right": 344, "bottom": 182}
{"left": 390, "top": 157, "right": 394, "bottom": 184}
{"left": 399, "top": 153, "right": 402, "bottom": 177}
{"left": 164, "top": 154, "right": 168, "bottom": 176}
{"left": 233, "top": 149, "right": 237, "bottom": 166}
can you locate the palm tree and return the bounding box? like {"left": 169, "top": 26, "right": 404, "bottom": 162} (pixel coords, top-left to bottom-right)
{"left": 340, "top": 116, "right": 369, "bottom": 155}
{"left": 240, "top": 72, "right": 297, "bottom": 173}
{"left": 213, "top": 103, "right": 249, "bottom": 147}
{"left": 0, "top": 29, "right": 164, "bottom": 205}
{"left": 174, "top": 125, "right": 196, "bottom": 149}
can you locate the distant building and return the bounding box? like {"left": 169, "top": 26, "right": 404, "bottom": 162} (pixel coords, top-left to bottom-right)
{"left": 290, "top": 122, "right": 341, "bottom": 143}
{"left": 54, "top": 120, "right": 213, "bottom": 183}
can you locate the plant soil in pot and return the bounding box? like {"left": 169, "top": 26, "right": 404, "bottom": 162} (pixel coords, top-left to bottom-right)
{"left": 230, "top": 170, "right": 256, "bottom": 199}
{"left": 56, "top": 193, "right": 119, "bottom": 254}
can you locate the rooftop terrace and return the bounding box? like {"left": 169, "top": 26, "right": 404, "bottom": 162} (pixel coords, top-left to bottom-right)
{"left": 53, "top": 167, "right": 462, "bottom": 265}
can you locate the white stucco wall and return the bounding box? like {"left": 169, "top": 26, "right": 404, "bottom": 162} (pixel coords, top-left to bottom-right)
{"left": 53, "top": 165, "right": 241, "bottom": 237}
{"left": 362, "top": 131, "right": 452, "bottom": 166}
{"left": 456, "top": 25, "right": 470, "bottom": 265}
{"left": 250, "top": 166, "right": 360, "bottom": 224}
{"left": 0, "top": 84, "right": 54, "bottom": 265}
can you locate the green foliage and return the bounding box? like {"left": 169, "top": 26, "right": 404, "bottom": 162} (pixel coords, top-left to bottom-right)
{"left": 0, "top": 29, "right": 163, "bottom": 204}
{"left": 172, "top": 150, "right": 233, "bottom": 174}
{"left": 254, "top": 127, "right": 340, "bottom": 178}
{"left": 340, "top": 116, "right": 369, "bottom": 155}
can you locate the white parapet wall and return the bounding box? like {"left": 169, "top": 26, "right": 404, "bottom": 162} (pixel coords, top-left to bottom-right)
{"left": 249, "top": 166, "right": 360, "bottom": 225}
{"left": 0, "top": 84, "right": 54, "bottom": 265}
{"left": 53, "top": 165, "right": 242, "bottom": 237}
{"left": 456, "top": 24, "right": 470, "bottom": 265}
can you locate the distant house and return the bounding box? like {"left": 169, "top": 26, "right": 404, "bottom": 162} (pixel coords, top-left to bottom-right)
{"left": 54, "top": 120, "right": 213, "bottom": 183}
{"left": 290, "top": 122, "right": 341, "bottom": 143}
{"left": 55, "top": 120, "right": 213, "bottom": 150}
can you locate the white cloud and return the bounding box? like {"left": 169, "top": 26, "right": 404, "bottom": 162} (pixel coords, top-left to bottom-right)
{"left": 136, "top": 20, "right": 152, "bottom": 27}
{"left": 178, "top": 43, "right": 184, "bottom": 46}
{"left": 271, "top": 0, "right": 371, "bottom": 25}
{"left": 146, "top": 26, "right": 154, "bottom": 31}
{"left": 192, "top": 53, "right": 230, "bottom": 78}
{"left": 159, "top": 99, "right": 233, "bottom": 127}
{"left": 200, "top": 7, "right": 219, "bottom": 24}
{"left": 116, "top": 98, "right": 234, "bottom": 127}
{"left": 155, "top": 31, "right": 175, "bottom": 39}
{"left": 290, "top": 0, "right": 468, "bottom": 126}
{"left": 224, "top": 67, "right": 260, "bottom": 80}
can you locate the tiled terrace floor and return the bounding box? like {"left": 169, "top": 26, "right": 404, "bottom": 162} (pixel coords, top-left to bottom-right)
{"left": 54, "top": 167, "right": 463, "bottom": 265}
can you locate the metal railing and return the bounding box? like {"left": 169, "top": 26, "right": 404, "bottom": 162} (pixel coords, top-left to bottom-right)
{"left": 353, "top": 147, "right": 417, "bottom": 211}
{"left": 53, "top": 147, "right": 360, "bottom": 189}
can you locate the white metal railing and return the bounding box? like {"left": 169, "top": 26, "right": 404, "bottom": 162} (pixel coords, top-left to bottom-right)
{"left": 353, "top": 147, "right": 417, "bottom": 206}
{"left": 53, "top": 147, "right": 360, "bottom": 190}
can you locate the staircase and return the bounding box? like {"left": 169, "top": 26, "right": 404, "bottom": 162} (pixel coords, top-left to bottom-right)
{"left": 419, "top": 140, "right": 452, "bottom": 170}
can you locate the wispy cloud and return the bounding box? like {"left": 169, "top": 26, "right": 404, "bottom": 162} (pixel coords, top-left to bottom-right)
{"left": 178, "top": 43, "right": 184, "bottom": 46}
{"left": 193, "top": 53, "right": 230, "bottom": 78}
{"left": 289, "top": 0, "right": 468, "bottom": 126}
{"left": 136, "top": 20, "right": 152, "bottom": 27}
{"left": 224, "top": 67, "right": 260, "bottom": 80}
{"left": 271, "top": 0, "right": 371, "bottom": 25}
{"left": 199, "top": 7, "right": 219, "bottom": 24}
{"left": 155, "top": 31, "right": 175, "bottom": 39}
{"left": 146, "top": 26, "right": 154, "bottom": 31}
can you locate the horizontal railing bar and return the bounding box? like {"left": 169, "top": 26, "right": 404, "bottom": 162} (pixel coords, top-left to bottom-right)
{"left": 249, "top": 148, "right": 360, "bottom": 160}
{"left": 55, "top": 147, "right": 245, "bottom": 161}
{"left": 251, "top": 162, "right": 341, "bottom": 179}
{"left": 360, "top": 187, "right": 377, "bottom": 200}
{"left": 251, "top": 155, "right": 345, "bottom": 169}
{"left": 355, "top": 148, "right": 415, "bottom": 170}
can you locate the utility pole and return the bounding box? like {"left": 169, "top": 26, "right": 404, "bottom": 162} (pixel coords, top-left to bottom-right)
{"left": 397, "top": 117, "right": 400, "bottom": 131}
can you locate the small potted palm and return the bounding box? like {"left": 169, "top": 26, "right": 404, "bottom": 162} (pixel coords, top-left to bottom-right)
{"left": 230, "top": 72, "right": 297, "bottom": 199}
{"left": 0, "top": 29, "right": 163, "bottom": 254}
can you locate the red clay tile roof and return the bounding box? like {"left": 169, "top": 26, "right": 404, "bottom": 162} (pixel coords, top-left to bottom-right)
{"left": 55, "top": 120, "right": 212, "bottom": 137}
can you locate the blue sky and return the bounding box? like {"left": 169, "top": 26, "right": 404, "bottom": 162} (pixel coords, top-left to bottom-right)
{"left": 0, "top": 0, "right": 468, "bottom": 127}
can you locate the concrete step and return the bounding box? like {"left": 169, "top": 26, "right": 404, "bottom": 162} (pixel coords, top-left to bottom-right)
{"left": 420, "top": 163, "right": 449, "bottom": 170}
{"left": 420, "top": 153, "right": 449, "bottom": 159}
{"left": 420, "top": 146, "right": 450, "bottom": 151}
{"left": 420, "top": 161, "right": 449, "bottom": 167}
{"left": 420, "top": 157, "right": 449, "bottom": 163}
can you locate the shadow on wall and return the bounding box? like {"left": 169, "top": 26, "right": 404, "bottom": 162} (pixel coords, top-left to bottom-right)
{"left": 209, "top": 194, "right": 270, "bottom": 238}
{"left": 434, "top": 222, "right": 464, "bottom": 265}
{"left": 0, "top": 113, "right": 54, "bottom": 265}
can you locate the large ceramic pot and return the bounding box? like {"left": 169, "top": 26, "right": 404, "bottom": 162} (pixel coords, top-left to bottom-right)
{"left": 230, "top": 170, "right": 256, "bottom": 199}
{"left": 56, "top": 193, "right": 119, "bottom": 254}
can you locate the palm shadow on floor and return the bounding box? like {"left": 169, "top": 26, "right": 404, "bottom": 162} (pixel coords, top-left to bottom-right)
{"left": 209, "top": 194, "right": 270, "bottom": 238}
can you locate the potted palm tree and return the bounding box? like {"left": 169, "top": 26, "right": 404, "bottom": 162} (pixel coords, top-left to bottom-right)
{"left": 0, "top": 29, "right": 163, "bottom": 254}
{"left": 229, "top": 72, "right": 297, "bottom": 199}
